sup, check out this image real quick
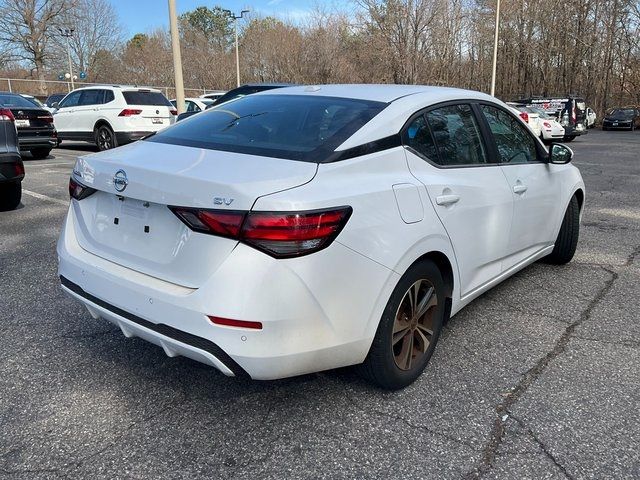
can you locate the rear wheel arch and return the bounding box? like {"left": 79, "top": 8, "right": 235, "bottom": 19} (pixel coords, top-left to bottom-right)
{"left": 93, "top": 119, "right": 113, "bottom": 132}
{"left": 402, "top": 250, "right": 454, "bottom": 301}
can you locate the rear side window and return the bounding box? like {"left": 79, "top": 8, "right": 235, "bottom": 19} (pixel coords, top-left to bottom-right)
{"left": 79, "top": 89, "right": 104, "bottom": 106}
{"left": 123, "top": 91, "right": 172, "bottom": 106}
{"left": 405, "top": 115, "right": 438, "bottom": 161}
{"left": 425, "top": 104, "right": 487, "bottom": 166}
{"left": 147, "top": 94, "right": 386, "bottom": 162}
{"left": 104, "top": 90, "right": 114, "bottom": 103}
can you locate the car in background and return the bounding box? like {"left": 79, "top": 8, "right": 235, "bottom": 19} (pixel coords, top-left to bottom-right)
{"left": 53, "top": 86, "right": 177, "bottom": 151}
{"left": 44, "top": 93, "right": 66, "bottom": 111}
{"left": 506, "top": 103, "right": 542, "bottom": 137}
{"left": 515, "top": 96, "right": 587, "bottom": 141}
{"left": 586, "top": 107, "right": 597, "bottom": 128}
{"left": 520, "top": 106, "right": 565, "bottom": 142}
{"left": 59, "top": 85, "right": 584, "bottom": 390}
{"left": 200, "top": 90, "right": 226, "bottom": 102}
{"left": 170, "top": 97, "right": 214, "bottom": 114}
{"left": 0, "top": 92, "right": 57, "bottom": 159}
{"left": 176, "top": 83, "right": 293, "bottom": 122}
{"left": 20, "top": 94, "right": 46, "bottom": 108}
{"left": 0, "top": 105, "right": 25, "bottom": 210}
{"left": 601, "top": 108, "right": 640, "bottom": 131}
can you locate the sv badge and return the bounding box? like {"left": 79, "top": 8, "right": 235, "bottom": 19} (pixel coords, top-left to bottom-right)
{"left": 213, "top": 197, "right": 234, "bottom": 206}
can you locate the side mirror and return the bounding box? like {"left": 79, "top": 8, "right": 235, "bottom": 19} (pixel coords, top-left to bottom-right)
{"left": 51, "top": 102, "right": 59, "bottom": 109}
{"left": 549, "top": 143, "right": 573, "bottom": 164}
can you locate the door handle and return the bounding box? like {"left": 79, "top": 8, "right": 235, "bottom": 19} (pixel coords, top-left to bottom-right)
{"left": 436, "top": 194, "right": 460, "bottom": 206}
{"left": 513, "top": 184, "right": 528, "bottom": 194}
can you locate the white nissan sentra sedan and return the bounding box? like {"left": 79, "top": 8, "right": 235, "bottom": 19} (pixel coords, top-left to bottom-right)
{"left": 58, "top": 85, "right": 584, "bottom": 389}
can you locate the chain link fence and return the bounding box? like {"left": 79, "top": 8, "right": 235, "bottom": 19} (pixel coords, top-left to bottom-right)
{"left": 1, "top": 77, "right": 220, "bottom": 100}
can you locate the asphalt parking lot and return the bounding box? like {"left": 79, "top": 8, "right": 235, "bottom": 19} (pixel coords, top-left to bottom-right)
{"left": 1, "top": 130, "right": 639, "bottom": 479}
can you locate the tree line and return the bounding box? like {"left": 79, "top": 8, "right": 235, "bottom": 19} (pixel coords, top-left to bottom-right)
{"left": 1, "top": 0, "right": 638, "bottom": 114}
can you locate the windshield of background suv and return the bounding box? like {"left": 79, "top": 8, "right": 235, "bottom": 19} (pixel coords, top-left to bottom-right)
{"left": 0, "top": 94, "right": 40, "bottom": 108}
{"left": 123, "top": 91, "right": 172, "bottom": 106}
{"left": 147, "top": 94, "right": 387, "bottom": 162}
{"left": 608, "top": 109, "right": 635, "bottom": 118}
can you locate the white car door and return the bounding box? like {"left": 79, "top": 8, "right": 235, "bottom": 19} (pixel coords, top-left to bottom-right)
{"left": 403, "top": 103, "right": 514, "bottom": 297}
{"left": 478, "top": 104, "right": 560, "bottom": 269}
{"left": 53, "top": 90, "right": 82, "bottom": 134}
{"left": 74, "top": 89, "right": 105, "bottom": 135}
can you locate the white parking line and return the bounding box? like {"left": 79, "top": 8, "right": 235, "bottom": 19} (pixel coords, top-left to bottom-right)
{"left": 22, "top": 189, "right": 69, "bottom": 207}
{"left": 26, "top": 161, "right": 75, "bottom": 167}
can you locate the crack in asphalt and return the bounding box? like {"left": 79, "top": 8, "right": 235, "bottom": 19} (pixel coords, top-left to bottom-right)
{"left": 340, "top": 387, "right": 478, "bottom": 450}
{"left": 507, "top": 413, "right": 576, "bottom": 480}
{"left": 464, "top": 244, "right": 640, "bottom": 479}
{"left": 462, "top": 266, "right": 618, "bottom": 479}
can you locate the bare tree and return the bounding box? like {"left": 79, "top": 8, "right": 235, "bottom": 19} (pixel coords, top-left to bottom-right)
{"left": 50, "top": 0, "right": 122, "bottom": 78}
{"left": 0, "top": 0, "right": 74, "bottom": 94}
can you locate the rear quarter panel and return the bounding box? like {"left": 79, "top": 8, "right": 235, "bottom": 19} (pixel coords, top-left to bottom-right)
{"left": 252, "top": 148, "right": 460, "bottom": 335}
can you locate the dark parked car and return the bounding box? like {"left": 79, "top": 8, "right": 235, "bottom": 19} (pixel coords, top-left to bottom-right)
{"left": 44, "top": 93, "right": 66, "bottom": 108}
{"left": 602, "top": 108, "right": 640, "bottom": 131}
{"left": 176, "top": 83, "right": 294, "bottom": 121}
{"left": 0, "top": 92, "right": 57, "bottom": 159}
{"left": 0, "top": 107, "right": 24, "bottom": 211}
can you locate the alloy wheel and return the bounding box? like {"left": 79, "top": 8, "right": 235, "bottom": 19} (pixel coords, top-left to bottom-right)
{"left": 98, "top": 128, "right": 113, "bottom": 150}
{"left": 392, "top": 279, "right": 438, "bottom": 371}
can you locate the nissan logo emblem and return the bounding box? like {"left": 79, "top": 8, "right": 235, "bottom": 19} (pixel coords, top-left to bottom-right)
{"left": 113, "top": 169, "right": 128, "bottom": 192}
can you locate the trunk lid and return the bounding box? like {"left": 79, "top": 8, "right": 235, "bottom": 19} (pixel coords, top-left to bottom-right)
{"left": 10, "top": 107, "right": 53, "bottom": 130}
{"left": 71, "top": 140, "right": 318, "bottom": 287}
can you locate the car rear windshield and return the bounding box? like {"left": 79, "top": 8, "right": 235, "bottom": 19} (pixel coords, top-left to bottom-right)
{"left": 146, "top": 94, "right": 387, "bottom": 162}
{"left": 0, "top": 94, "right": 40, "bottom": 108}
{"left": 123, "top": 91, "right": 172, "bottom": 106}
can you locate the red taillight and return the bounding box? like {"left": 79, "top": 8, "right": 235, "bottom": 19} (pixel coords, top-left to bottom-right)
{"left": 170, "top": 108, "right": 178, "bottom": 115}
{"left": 208, "top": 316, "right": 263, "bottom": 330}
{"left": 169, "top": 206, "right": 352, "bottom": 258}
{"left": 14, "top": 162, "right": 25, "bottom": 176}
{"left": 543, "top": 121, "right": 552, "bottom": 128}
{"left": 572, "top": 106, "right": 576, "bottom": 121}
{"left": 0, "top": 108, "right": 14, "bottom": 122}
{"left": 118, "top": 109, "right": 142, "bottom": 117}
{"left": 519, "top": 112, "right": 529, "bottom": 123}
{"left": 68, "top": 177, "right": 97, "bottom": 200}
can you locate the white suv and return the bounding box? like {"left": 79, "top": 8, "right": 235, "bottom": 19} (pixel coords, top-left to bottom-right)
{"left": 53, "top": 86, "right": 176, "bottom": 151}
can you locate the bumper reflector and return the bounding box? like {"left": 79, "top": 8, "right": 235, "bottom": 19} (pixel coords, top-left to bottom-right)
{"left": 208, "top": 316, "right": 263, "bottom": 330}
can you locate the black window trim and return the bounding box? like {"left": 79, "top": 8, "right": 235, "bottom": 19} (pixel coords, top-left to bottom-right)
{"left": 474, "top": 101, "right": 549, "bottom": 166}
{"left": 400, "top": 99, "right": 499, "bottom": 170}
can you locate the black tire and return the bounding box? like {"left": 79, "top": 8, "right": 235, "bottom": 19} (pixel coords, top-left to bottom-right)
{"left": 95, "top": 124, "right": 117, "bottom": 151}
{"left": 0, "top": 181, "right": 22, "bottom": 211}
{"left": 30, "top": 147, "right": 52, "bottom": 160}
{"left": 360, "top": 259, "right": 446, "bottom": 390}
{"left": 563, "top": 135, "right": 575, "bottom": 142}
{"left": 602, "top": 126, "right": 607, "bottom": 131}
{"left": 545, "top": 196, "right": 580, "bottom": 265}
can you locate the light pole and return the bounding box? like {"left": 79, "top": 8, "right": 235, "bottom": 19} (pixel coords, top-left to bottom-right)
{"left": 168, "top": 0, "right": 186, "bottom": 113}
{"left": 58, "top": 28, "right": 75, "bottom": 90}
{"left": 224, "top": 10, "right": 249, "bottom": 87}
{"left": 490, "top": 0, "right": 501, "bottom": 97}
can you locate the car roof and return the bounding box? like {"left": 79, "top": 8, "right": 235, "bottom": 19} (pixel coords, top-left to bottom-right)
{"left": 68, "top": 85, "right": 162, "bottom": 93}
{"left": 254, "top": 84, "right": 493, "bottom": 104}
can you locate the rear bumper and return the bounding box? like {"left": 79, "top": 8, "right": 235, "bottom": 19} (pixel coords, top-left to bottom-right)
{"left": 18, "top": 132, "right": 57, "bottom": 150}
{"left": 0, "top": 152, "right": 24, "bottom": 183}
{"left": 115, "top": 131, "right": 154, "bottom": 145}
{"left": 57, "top": 203, "right": 397, "bottom": 380}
